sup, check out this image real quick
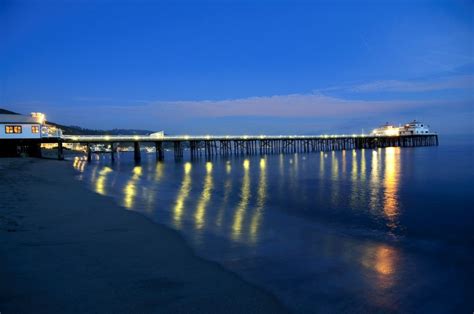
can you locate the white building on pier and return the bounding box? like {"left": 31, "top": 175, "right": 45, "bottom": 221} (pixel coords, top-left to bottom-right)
{"left": 371, "top": 120, "right": 431, "bottom": 136}
{"left": 399, "top": 120, "right": 430, "bottom": 135}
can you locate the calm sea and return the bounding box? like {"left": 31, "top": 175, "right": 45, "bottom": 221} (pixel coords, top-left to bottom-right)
{"left": 71, "top": 140, "right": 474, "bottom": 313}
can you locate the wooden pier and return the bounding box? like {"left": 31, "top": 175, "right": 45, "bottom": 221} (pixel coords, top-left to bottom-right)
{"left": 43, "top": 133, "right": 439, "bottom": 161}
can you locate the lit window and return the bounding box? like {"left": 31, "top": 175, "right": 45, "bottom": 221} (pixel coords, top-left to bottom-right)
{"left": 32, "top": 125, "right": 40, "bottom": 133}
{"left": 5, "top": 125, "right": 22, "bottom": 134}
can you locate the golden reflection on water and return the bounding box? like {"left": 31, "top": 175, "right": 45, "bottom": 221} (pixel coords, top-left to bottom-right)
{"left": 319, "top": 151, "right": 325, "bottom": 179}
{"left": 374, "top": 246, "right": 396, "bottom": 276}
{"left": 383, "top": 147, "right": 400, "bottom": 230}
{"left": 362, "top": 243, "right": 399, "bottom": 291}
{"left": 72, "top": 156, "right": 87, "bottom": 173}
{"left": 154, "top": 162, "right": 164, "bottom": 182}
{"left": 173, "top": 162, "right": 192, "bottom": 228}
{"left": 232, "top": 159, "right": 251, "bottom": 241}
{"left": 73, "top": 157, "right": 80, "bottom": 171}
{"left": 342, "top": 150, "right": 346, "bottom": 175}
{"left": 90, "top": 164, "right": 100, "bottom": 184}
{"left": 279, "top": 154, "right": 284, "bottom": 176}
{"left": 350, "top": 150, "right": 359, "bottom": 208}
{"left": 351, "top": 150, "right": 357, "bottom": 181}
{"left": 216, "top": 160, "right": 232, "bottom": 229}
{"left": 249, "top": 158, "right": 267, "bottom": 243}
{"left": 331, "top": 151, "right": 338, "bottom": 179}
{"left": 351, "top": 147, "right": 401, "bottom": 232}
{"left": 360, "top": 149, "right": 366, "bottom": 182}
{"left": 95, "top": 167, "right": 113, "bottom": 195}
{"left": 194, "top": 162, "right": 213, "bottom": 230}
{"left": 369, "top": 150, "right": 380, "bottom": 211}
{"left": 216, "top": 178, "right": 232, "bottom": 228}
{"left": 330, "top": 152, "right": 339, "bottom": 205}
{"left": 123, "top": 166, "right": 142, "bottom": 209}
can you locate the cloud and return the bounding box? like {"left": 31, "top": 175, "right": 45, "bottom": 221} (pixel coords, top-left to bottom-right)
{"left": 72, "top": 97, "right": 151, "bottom": 104}
{"left": 322, "top": 74, "right": 474, "bottom": 93}
{"left": 144, "top": 93, "right": 454, "bottom": 120}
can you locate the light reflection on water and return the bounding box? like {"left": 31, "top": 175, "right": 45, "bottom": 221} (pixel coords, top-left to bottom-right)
{"left": 232, "top": 159, "right": 251, "bottom": 241}
{"left": 95, "top": 167, "right": 112, "bottom": 196}
{"left": 250, "top": 158, "right": 267, "bottom": 244}
{"left": 173, "top": 162, "right": 192, "bottom": 228}
{"left": 71, "top": 147, "right": 474, "bottom": 313}
{"left": 194, "top": 162, "right": 213, "bottom": 231}
{"left": 123, "top": 166, "right": 142, "bottom": 209}
{"left": 384, "top": 147, "right": 400, "bottom": 231}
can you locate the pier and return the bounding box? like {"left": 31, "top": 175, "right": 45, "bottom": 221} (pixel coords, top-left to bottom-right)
{"left": 43, "top": 133, "right": 439, "bottom": 161}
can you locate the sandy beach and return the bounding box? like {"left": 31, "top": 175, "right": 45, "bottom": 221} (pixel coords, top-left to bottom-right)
{"left": 0, "top": 158, "right": 287, "bottom": 313}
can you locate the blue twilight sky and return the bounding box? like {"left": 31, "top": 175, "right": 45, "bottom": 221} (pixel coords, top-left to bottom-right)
{"left": 1, "top": 0, "right": 473, "bottom": 134}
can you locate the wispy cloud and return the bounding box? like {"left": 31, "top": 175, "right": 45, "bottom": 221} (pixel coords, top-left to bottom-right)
{"left": 149, "top": 93, "right": 439, "bottom": 119}
{"left": 72, "top": 97, "right": 151, "bottom": 104}
{"left": 321, "top": 74, "right": 474, "bottom": 93}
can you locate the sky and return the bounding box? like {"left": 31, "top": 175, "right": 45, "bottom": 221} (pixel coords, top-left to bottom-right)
{"left": 1, "top": 0, "right": 473, "bottom": 135}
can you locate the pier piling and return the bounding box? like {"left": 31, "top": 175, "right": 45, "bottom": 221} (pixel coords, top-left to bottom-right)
{"left": 111, "top": 143, "right": 115, "bottom": 162}
{"left": 155, "top": 141, "right": 164, "bottom": 161}
{"left": 134, "top": 142, "right": 141, "bottom": 162}
{"left": 86, "top": 143, "right": 92, "bottom": 162}
{"left": 57, "top": 141, "right": 64, "bottom": 160}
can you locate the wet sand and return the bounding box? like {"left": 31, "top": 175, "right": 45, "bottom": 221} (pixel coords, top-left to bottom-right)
{"left": 0, "top": 158, "right": 287, "bottom": 313}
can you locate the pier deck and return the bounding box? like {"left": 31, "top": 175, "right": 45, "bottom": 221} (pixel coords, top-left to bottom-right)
{"left": 43, "top": 133, "right": 439, "bottom": 161}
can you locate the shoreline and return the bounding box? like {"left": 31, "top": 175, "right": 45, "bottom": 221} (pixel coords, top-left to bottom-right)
{"left": 0, "top": 158, "right": 288, "bottom": 313}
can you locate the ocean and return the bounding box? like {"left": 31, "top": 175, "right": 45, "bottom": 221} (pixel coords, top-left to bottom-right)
{"left": 71, "top": 140, "right": 474, "bottom": 313}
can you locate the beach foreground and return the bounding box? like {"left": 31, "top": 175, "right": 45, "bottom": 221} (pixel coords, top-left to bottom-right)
{"left": 0, "top": 158, "right": 287, "bottom": 313}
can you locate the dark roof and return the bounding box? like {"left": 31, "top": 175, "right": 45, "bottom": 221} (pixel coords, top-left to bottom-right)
{"left": 0, "top": 114, "right": 40, "bottom": 124}
{"left": 0, "top": 109, "right": 19, "bottom": 115}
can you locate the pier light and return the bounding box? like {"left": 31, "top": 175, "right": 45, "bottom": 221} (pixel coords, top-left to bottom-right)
{"left": 184, "top": 135, "right": 190, "bottom": 140}
{"left": 133, "top": 135, "right": 139, "bottom": 140}
{"left": 243, "top": 135, "right": 248, "bottom": 139}
{"left": 104, "top": 135, "right": 111, "bottom": 141}
{"left": 206, "top": 135, "right": 211, "bottom": 140}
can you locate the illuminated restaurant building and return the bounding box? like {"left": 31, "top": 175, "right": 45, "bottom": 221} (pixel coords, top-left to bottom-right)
{"left": 0, "top": 111, "right": 61, "bottom": 157}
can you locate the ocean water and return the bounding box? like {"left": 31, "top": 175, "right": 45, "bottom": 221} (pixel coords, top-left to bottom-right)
{"left": 71, "top": 143, "right": 474, "bottom": 313}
